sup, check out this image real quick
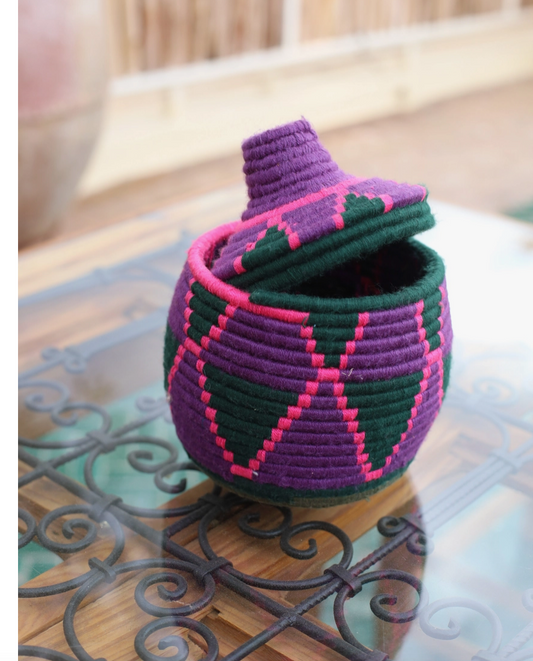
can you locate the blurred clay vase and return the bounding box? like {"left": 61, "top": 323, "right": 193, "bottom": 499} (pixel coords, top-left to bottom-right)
{"left": 19, "top": 0, "right": 108, "bottom": 248}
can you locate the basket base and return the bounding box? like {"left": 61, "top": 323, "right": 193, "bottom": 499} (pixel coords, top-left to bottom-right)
{"left": 189, "top": 460, "right": 412, "bottom": 508}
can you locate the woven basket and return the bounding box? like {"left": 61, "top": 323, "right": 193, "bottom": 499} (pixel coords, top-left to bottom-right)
{"left": 164, "top": 119, "right": 452, "bottom": 507}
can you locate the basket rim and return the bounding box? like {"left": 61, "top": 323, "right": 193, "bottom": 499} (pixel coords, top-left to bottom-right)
{"left": 188, "top": 222, "right": 445, "bottom": 318}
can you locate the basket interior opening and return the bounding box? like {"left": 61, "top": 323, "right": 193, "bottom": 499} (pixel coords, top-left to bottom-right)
{"left": 293, "top": 241, "right": 426, "bottom": 299}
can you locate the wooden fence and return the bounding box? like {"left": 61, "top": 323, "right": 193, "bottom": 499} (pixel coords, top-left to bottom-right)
{"left": 104, "top": 0, "right": 532, "bottom": 77}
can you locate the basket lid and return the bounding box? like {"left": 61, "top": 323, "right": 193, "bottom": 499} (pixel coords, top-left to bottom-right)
{"left": 211, "top": 118, "right": 434, "bottom": 292}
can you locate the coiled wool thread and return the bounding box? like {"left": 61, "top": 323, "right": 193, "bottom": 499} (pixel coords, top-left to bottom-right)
{"left": 164, "top": 119, "right": 452, "bottom": 507}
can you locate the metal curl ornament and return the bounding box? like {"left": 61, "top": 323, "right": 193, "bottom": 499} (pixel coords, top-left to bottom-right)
{"left": 18, "top": 645, "right": 79, "bottom": 661}
{"left": 472, "top": 376, "right": 519, "bottom": 407}
{"left": 19, "top": 432, "right": 98, "bottom": 451}
{"left": 135, "top": 395, "right": 171, "bottom": 421}
{"left": 418, "top": 597, "right": 503, "bottom": 651}
{"left": 19, "top": 508, "right": 37, "bottom": 548}
{"left": 40, "top": 346, "right": 88, "bottom": 374}
{"left": 238, "top": 506, "right": 292, "bottom": 539}
{"left": 125, "top": 437, "right": 179, "bottom": 473}
{"left": 377, "top": 515, "right": 408, "bottom": 538}
{"left": 367, "top": 570, "right": 427, "bottom": 623}
{"left": 36, "top": 506, "right": 99, "bottom": 554}
{"left": 134, "top": 565, "right": 216, "bottom": 618}
{"left": 50, "top": 402, "right": 113, "bottom": 429}
{"left": 19, "top": 504, "right": 125, "bottom": 598}
{"left": 406, "top": 530, "right": 434, "bottom": 556}
{"left": 60, "top": 560, "right": 217, "bottom": 661}
{"left": 83, "top": 437, "right": 190, "bottom": 518}
{"left": 154, "top": 461, "right": 199, "bottom": 495}
{"left": 377, "top": 514, "right": 432, "bottom": 556}
{"left": 198, "top": 505, "right": 354, "bottom": 591}
{"left": 280, "top": 521, "right": 353, "bottom": 564}
{"left": 333, "top": 568, "right": 426, "bottom": 648}
{"left": 134, "top": 617, "right": 218, "bottom": 661}
{"left": 20, "top": 379, "right": 70, "bottom": 414}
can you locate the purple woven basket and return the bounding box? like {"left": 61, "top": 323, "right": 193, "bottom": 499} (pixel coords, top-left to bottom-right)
{"left": 164, "top": 119, "right": 452, "bottom": 507}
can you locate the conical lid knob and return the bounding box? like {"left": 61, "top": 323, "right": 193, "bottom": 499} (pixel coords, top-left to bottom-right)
{"left": 241, "top": 118, "right": 347, "bottom": 220}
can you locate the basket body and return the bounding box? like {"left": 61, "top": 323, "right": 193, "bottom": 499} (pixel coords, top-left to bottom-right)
{"left": 165, "top": 235, "right": 452, "bottom": 508}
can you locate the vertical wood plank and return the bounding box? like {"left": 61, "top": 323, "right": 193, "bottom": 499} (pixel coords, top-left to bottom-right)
{"left": 124, "top": 0, "right": 144, "bottom": 72}
{"left": 168, "top": 0, "right": 193, "bottom": 64}
{"left": 143, "top": 0, "right": 162, "bottom": 69}
{"left": 267, "top": 0, "right": 284, "bottom": 47}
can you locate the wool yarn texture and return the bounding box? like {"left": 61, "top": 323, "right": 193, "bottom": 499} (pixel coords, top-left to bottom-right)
{"left": 164, "top": 119, "right": 452, "bottom": 507}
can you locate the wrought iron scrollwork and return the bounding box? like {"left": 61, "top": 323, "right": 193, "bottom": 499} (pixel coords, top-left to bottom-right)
{"left": 19, "top": 503, "right": 125, "bottom": 598}
{"left": 134, "top": 617, "right": 218, "bottom": 661}
{"left": 18, "top": 248, "right": 533, "bottom": 660}
{"left": 18, "top": 508, "right": 37, "bottom": 548}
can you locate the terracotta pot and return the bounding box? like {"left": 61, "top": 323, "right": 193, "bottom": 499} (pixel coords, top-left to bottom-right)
{"left": 18, "top": 0, "right": 108, "bottom": 248}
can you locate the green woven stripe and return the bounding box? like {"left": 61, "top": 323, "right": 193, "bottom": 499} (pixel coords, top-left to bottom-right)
{"left": 186, "top": 325, "right": 204, "bottom": 347}
{"left": 307, "top": 294, "right": 442, "bottom": 332}
{"left": 257, "top": 225, "right": 287, "bottom": 246}
{"left": 188, "top": 294, "right": 222, "bottom": 328}
{"left": 205, "top": 378, "right": 291, "bottom": 417}
{"left": 353, "top": 352, "right": 452, "bottom": 470}
{"left": 233, "top": 196, "right": 386, "bottom": 287}
{"left": 190, "top": 281, "right": 227, "bottom": 314}
{"left": 309, "top": 325, "right": 360, "bottom": 342}
{"left": 313, "top": 338, "right": 351, "bottom": 356}
{"left": 356, "top": 423, "right": 405, "bottom": 469}
{"left": 210, "top": 404, "right": 416, "bottom": 444}
{"left": 427, "top": 333, "right": 441, "bottom": 353}
{"left": 306, "top": 310, "right": 359, "bottom": 329}
{"left": 351, "top": 397, "right": 415, "bottom": 422}
{"left": 250, "top": 240, "right": 445, "bottom": 313}
{"left": 356, "top": 412, "right": 410, "bottom": 435}
{"left": 185, "top": 288, "right": 441, "bottom": 351}
{"left": 421, "top": 289, "right": 443, "bottom": 313}
{"left": 422, "top": 286, "right": 445, "bottom": 352}
{"left": 204, "top": 363, "right": 299, "bottom": 406}
{"left": 323, "top": 353, "right": 339, "bottom": 368}
{"left": 216, "top": 410, "right": 273, "bottom": 439}
{"left": 194, "top": 461, "right": 411, "bottom": 507}
{"left": 201, "top": 368, "right": 424, "bottom": 414}
{"left": 188, "top": 310, "right": 212, "bottom": 337}
{"left": 196, "top": 370, "right": 427, "bottom": 423}
{"left": 422, "top": 316, "right": 443, "bottom": 341}
{"left": 241, "top": 194, "right": 386, "bottom": 274}
{"left": 230, "top": 201, "right": 434, "bottom": 292}
{"left": 345, "top": 380, "right": 421, "bottom": 404}
{"left": 203, "top": 383, "right": 414, "bottom": 463}
{"left": 216, "top": 422, "right": 272, "bottom": 465}
{"left": 209, "top": 357, "right": 428, "bottom": 398}
{"left": 344, "top": 193, "right": 386, "bottom": 220}
{"left": 188, "top": 283, "right": 438, "bottom": 343}
{"left": 241, "top": 228, "right": 291, "bottom": 270}
{"left": 209, "top": 393, "right": 282, "bottom": 429}
{"left": 163, "top": 323, "right": 180, "bottom": 392}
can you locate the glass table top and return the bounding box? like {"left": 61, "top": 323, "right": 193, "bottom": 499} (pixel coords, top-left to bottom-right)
{"left": 18, "top": 196, "right": 533, "bottom": 661}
